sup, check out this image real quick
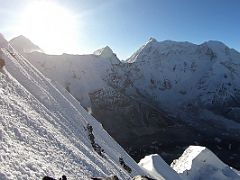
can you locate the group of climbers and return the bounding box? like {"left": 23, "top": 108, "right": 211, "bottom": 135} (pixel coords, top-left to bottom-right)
{"left": 42, "top": 125, "right": 134, "bottom": 180}
{"left": 87, "top": 124, "right": 132, "bottom": 173}
{"left": 119, "top": 157, "right": 132, "bottom": 173}
{"left": 86, "top": 124, "right": 105, "bottom": 157}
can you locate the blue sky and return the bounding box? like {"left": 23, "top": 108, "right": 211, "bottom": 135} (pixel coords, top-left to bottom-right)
{"left": 1, "top": 0, "right": 240, "bottom": 59}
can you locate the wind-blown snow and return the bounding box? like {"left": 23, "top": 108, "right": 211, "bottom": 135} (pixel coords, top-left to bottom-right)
{"left": 171, "top": 146, "right": 240, "bottom": 180}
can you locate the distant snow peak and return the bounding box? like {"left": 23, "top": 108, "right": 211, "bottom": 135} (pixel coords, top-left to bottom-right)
{"left": 94, "top": 46, "right": 114, "bottom": 58}
{"left": 93, "top": 46, "right": 120, "bottom": 64}
{"left": 147, "top": 37, "right": 157, "bottom": 43}
{"left": 10, "top": 35, "right": 43, "bottom": 53}
{"left": 204, "top": 40, "right": 227, "bottom": 48}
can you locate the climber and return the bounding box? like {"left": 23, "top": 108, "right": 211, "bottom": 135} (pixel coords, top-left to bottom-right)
{"left": 87, "top": 124, "right": 93, "bottom": 133}
{"left": 89, "top": 132, "right": 95, "bottom": 144}
{"left": 119, "top": 157, "right": 132, "bottom": 173}
{"left": 59, "top": 175, "right": 67, "bottom": 180}
{"left": 93, "top": 143, "right": 103, "bottom": 156}
{"left": 42, "top": 176, "right": 56, "bottom": 180}
{"left": 119, "top": 157, "right": 124, "bottom": 166}
{"left": 0, "top": 58, "right": 5, "bottom": 69}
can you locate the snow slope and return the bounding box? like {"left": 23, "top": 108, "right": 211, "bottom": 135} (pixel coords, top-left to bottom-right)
{"left": 138, "top": 154, "right": 181, "bottom": 180}
{"left": 0, "top": 34, "right": 146, "bottom": 179}
{"left": 171, "top": 146, "right": 240, "bottom": 180}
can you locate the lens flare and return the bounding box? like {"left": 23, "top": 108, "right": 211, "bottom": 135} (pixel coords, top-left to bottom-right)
{"left": 18, "top": 1, "right": 79, "bottom": 54}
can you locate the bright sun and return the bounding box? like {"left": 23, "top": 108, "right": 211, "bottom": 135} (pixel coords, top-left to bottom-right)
{"left": 18, "top": 1, "right": 78, "bottom": 54}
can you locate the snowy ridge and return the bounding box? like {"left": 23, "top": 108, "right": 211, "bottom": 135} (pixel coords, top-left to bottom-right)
{"left": 171, "top": 146, "right": 240, "bottom": 180}
{"left": 0, "top": 34, "right": 145, "bottom": 179}
{"left": 138, "top": 154, "right": 181, "bottom": 180}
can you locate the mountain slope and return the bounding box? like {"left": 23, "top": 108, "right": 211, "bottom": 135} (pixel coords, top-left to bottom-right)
{"left": 0, "top": 34, "right": 147, "bottom": 179}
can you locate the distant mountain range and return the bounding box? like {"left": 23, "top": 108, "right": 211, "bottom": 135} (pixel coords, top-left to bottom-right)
{"left": 10, "top": 35, "right": 240, "bottom": 170}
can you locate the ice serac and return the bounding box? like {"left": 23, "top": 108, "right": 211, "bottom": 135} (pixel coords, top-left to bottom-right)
{"left": 9, "top": 35, "right": 43, "bottom": 53}
{"left": 171, "top": 146, "right": 240, "bottom": 180}
{"left": 0, "top": 35, "right": 146, "bottom": 179}
{"left": 138, "top": 154, "right": 181, "bottom": 180}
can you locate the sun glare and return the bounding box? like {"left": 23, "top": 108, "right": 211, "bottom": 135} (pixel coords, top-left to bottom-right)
{"left": 18, "top": 1, "right": 78, "bottom": 54}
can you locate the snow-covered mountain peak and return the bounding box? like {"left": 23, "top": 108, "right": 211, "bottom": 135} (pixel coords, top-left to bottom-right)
{"left": 93, "top": 46, "right": 120, "bottom": 64}
{"left": 10, "top": 35, "right": 43, "bottom": 53}
{"left": 127, "top": 38, "right": 196, "bottom": 63}
{"left": 94, "top": 46, "right": 114, "bottom": 58}
{"left": 147, "top": 37, "right": 157, "bottom": 44}
{"left": 202, "top": 40, "right": 228, "bottom": 51}
{"left": 203, "top": 40, "right": 228, "bottom": 49}
{"left": 199, "top": 40, "right": 239, "bottom": 61}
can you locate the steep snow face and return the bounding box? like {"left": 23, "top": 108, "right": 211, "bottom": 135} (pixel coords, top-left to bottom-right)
{"left": 138, "top": 154, "right": 181, "bottom": 180}
{"left": 171, "top": 146, "right": 240, "bottom": 180}
{"left": 10, "top": 35, "right": 43, "bottom": 53}
{"left": 0, "top": 38, "right": 146, "bottom": 179}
